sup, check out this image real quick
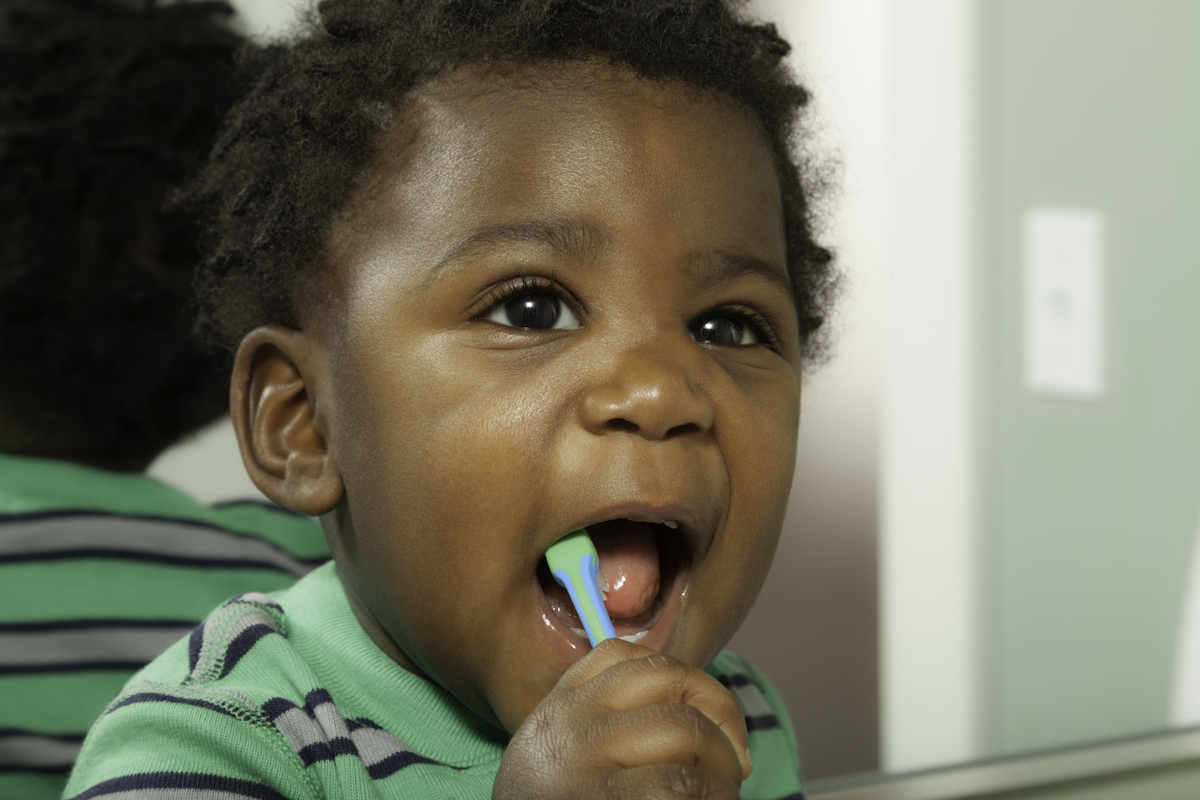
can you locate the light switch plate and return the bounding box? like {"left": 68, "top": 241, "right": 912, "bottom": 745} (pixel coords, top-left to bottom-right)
{"left": 1023, "top": 208, "right": 1106, "bottom": 399}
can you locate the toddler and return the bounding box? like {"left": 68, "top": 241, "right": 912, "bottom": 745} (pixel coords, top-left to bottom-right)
{"left": 65, "top": 0, "right": 837, "bottom": 797}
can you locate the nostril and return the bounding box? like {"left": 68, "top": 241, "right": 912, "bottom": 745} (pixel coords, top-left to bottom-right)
{"left": 606, "top": 418, "right": 639, "bottom": 434}
{"left": 665, "top": 422, "right": 702, "bottom": 438}
{"left": 603, "top": 419, "right": 701, "bottom": 439}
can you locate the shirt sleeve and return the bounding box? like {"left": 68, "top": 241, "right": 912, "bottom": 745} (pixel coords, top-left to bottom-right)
{"left": 705, "top": 650, "right": 806, "bottom": 800}
{"left": 64, "top": 680, "right": 316, "bottom": 800}
{"left": 62, "top": 621, "right": 316, "bottom": 800}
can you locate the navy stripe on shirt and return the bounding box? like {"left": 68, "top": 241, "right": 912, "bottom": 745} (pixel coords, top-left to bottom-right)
{"left": 716, "top": 672, "right": 757, "bottom": 689}
{"left": 188, "top": 624, "right": 205, "bottom": 674}
{"left": 366, "top": 750, "right": 445, "bottom": 780}
{"left": 67, "top": 771, "right": 289, "bottom": 800}
{"left": 217, "top": 623, "right": 278, "bottom": 679}
{"left": 745, "top": 713, "right": 783, "bottom": 733}
{"left": 0, "top": 660, "right": 151, "bottom": 676}
{"left": 0, "top": 618, "right": 196, "bottom": 633}
{"left": 0, "top": 548, "right": 307, "bottom": 573}
{"left": 108, "top": 692, "right": 239, "bottom": 720}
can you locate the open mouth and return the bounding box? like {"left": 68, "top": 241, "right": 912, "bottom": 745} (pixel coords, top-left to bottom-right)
{"left": 537, "top": 518, "right": 690, "bottom": 645}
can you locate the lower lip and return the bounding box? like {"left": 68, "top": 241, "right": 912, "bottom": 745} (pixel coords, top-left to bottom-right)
{"left": 536, "top": 564, "right": 688, "bottom": 666}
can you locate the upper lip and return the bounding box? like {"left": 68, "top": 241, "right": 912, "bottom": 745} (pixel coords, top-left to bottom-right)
{"left": 551, "top": 500, "right": 710, "bottom": 557}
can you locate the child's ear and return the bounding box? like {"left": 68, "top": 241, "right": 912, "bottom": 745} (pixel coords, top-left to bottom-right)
{"left": 231, "top": 326, "right": 344, "bottom": 515}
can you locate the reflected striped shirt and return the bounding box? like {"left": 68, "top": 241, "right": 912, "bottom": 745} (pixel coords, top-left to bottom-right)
{"left": 0, "top": 453, "right": 329, "bottom": 800}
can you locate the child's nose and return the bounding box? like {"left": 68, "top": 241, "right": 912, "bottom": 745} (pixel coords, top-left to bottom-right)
{"left": 577, "top": 344, "right": 714, "bottom": 441}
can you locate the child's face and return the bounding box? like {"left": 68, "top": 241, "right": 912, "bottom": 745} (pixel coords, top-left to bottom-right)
{"left": 314, "top": 63, "right": 801, "bottom": 733}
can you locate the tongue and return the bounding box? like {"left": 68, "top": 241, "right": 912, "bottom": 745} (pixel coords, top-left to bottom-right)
{"left": 590, "top": 521, "right": 660, "bottom": 621}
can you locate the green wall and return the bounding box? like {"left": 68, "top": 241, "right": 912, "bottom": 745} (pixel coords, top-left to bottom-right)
{"left": 983, "top": 0, "right": 1200, "bottom": 754}
{"left": 980, "top": 760, "right": 1200, "bottom": 800}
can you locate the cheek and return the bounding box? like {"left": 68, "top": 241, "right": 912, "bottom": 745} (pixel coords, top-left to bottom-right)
{"left": 742, "top": 388, "right": 800, "bottom": 578}
{"left": 325, "top": 340, "right": 575, "bottom": 696}
{"left": 663, "top": 376, "right": 798, "bottom": 667}
{"left": 728, "top": 371, "right": 801, "bottom": 503}
{"left": 330, "top": 321, "right": 586, "bottom": 563}
{"left": 704, "top": 378, "right": 799, "bottom": 620}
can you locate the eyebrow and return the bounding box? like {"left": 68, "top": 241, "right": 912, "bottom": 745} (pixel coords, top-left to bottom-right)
{"left": 425, "top": 218, "right": 609, "bottom": 282}
{"left": 425, "top": 217, "right": 793, "bottom": 298}
{"left": 689, "top": 249, "right": 794, "bottom": 300}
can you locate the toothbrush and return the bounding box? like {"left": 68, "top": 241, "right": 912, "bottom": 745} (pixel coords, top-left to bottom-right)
{"left": 545, "top": 528, "right": 617, "bottom": 646}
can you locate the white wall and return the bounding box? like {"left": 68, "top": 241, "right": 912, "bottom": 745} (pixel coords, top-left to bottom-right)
{"left": 740, "top": 0, "right": 888, "bottom": 777}
{"left": 226, "top": 0, "right": 307, "bottom": 39}
{"left": 880, "top": 0, "right": 979, "bottom": 772}
{"left": 1172, "top": 511, "right": 1200, "bottom": 727}
{"left": 751, "top": 0, "right": 981, "bottom": 775}
{"left": 148, "top": 417, "right": 266, "bottom": 504}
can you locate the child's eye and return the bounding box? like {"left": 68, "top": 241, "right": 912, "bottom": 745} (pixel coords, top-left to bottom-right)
{"left": 689, "top": 312, "right": 766, "bottom": 347}
{"left": 486, "top": 292, "right": 580, "bottom": 331}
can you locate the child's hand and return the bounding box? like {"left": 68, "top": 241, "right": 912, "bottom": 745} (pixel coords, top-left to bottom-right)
{"left": 493, "top": 639, "right": 752, "bottom": 799}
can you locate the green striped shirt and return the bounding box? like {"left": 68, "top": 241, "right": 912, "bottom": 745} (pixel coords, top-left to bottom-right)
{"left": 65, "top": 562, "right": 805, "bottom": 799}
{"left": 0, "top": 453, "right": 330, "bottom": 800}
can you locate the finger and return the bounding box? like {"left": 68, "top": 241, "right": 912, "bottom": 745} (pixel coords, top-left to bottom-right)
{"left": 604, "top": 763, "right": 741, "bottom": 800}
{"left": 590, "top": 701, "right": 744, "bottom": 786}
{"left": 555, "top": 637, "right": 656, "bottom": 690}
{"left": 574, "top": 651, "right": 752, "bottom": 780}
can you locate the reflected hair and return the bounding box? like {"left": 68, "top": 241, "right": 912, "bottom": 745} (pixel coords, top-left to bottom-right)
{"left": 0, "top": 0, "right": 243, "bottom": 467}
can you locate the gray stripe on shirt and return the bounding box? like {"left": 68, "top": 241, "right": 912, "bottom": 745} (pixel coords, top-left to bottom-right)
{"left": 0, "top": 626, "right": 189, "bottom": 667}
{"left": 311, "top": 701, "right": 350, "bottom": 740}
{"left": 189, "top": 599, "right": 283, "bottom": 682}
{"left": 349, "top": 725, "right": 419, "bottom": 769}
{"left": 0, "top": 732, "right": 81, "bottom": 768}
{"left": 222, "top": 610, "right": 279, "bottom": 650}
{"left": 270, "top": 706, "right": 328, "bottom": 755}
{"left": 731, "top": 682, "right": 775, "bottom": 719}
{"left": 0, "top": 515, "right": 313, "bottom": 575}
{"left": 270, "top": 697, "right": 419, "bottom": 769}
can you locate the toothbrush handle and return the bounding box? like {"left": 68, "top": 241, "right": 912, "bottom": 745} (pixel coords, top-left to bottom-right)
{"left": 547, "top": 530, "right": 617, "bottom": 646}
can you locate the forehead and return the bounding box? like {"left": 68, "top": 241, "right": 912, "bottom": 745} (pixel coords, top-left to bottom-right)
{"left": 327, "top": 61, "right": 787, "bottom": 298}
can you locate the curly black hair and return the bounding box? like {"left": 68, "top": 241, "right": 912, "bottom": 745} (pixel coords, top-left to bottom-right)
{"left": 184, "top": 0, "right": 835, "bottom": 359}
{"left": 182, "top": 0, "right": 837, "bottom": 364}
{"left": 0, "top": 0, "right": 242, "bottom": 470}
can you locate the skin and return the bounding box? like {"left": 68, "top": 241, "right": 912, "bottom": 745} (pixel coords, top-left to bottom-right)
{"left": 234, "top": 62, "right": 802, "bottom": 797}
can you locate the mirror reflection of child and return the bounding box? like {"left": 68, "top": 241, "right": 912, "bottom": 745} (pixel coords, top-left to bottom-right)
{"left": 65, "top": 1, "right": 838, "bottom": 797}
{"left": 0, "top": 3, "right": 328, "bottom": 798}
